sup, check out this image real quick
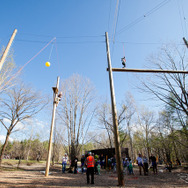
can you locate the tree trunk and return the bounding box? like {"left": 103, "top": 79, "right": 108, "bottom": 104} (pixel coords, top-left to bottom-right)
{"left": 107, "top": 127, "right": 113, "bottom": 148}
{"left": 0, "top": 131, "right": 10, "bottom": 166}
{"left": 17, "top": 155, "right": 21, "bottom": 169}
{"left": 127, "top": 122, "right": 134, "bottom": 161}
{"left": 26, "top": 140, "right": 32, "bottom": 161}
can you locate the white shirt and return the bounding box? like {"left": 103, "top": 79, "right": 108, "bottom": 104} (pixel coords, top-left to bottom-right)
{"left": 62, "top": 156, "right": 68, "bottom": 163}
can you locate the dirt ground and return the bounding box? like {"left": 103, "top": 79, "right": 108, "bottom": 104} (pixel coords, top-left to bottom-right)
{"left": 0, "top": 163, "right": 187, "bottom": 188}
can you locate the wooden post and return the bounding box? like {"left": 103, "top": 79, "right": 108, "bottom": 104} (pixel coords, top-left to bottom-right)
{"left": 0, "top": 29, "right": 17, "bottom": 71}
{"left": 105, "top": 32, "right": 124, "bottom": 186}
{"left": 45, "top": 77, "right": 60, "bottom": 177}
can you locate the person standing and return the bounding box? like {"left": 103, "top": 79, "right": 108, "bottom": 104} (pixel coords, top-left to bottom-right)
{"left": 62, "top": 153, "right": 68, "bottom": 173}
{"left": 74, "top": 156, "right": 78, "bottom": 174}
{"left": 137, "top": 154, "right": 143, "bottom": 175}
{"left": 97, "top": 161, "right": 101, "bottom": 175}
{"left": 100, "top": 154, "right": 105, "bottom": 169}
{"left": 94, "top": 154, "right": 99, "bottom": 174}
{"left": 121, "top": 56, "right": 126, "bottom": 68}
{"left": 122, "top": 158, "right": 126, "bottom": 174}
{"left": 143, "top": 155, "right": 149, "bottom": 175}
{"left": 128, "top": 158, "right": 134, "bottom": 175}
{"left": 81, "top": 154, "right": 86, "bottom": 174}
{"left": 149, "top": 154, "right": 157, "bottom": 174}
{"left": 112, "top": 155, "right": 116, "bottom": 173}
{"left": 108, "top": 157, "right": 112, "bottom": 171}
{"left": 86, "top": 152, "right": 95, "bottom": 184}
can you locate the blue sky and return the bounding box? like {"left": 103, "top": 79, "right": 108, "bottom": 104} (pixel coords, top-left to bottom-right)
{"left": 0, "top": 0, "right": 188, "bottom": 141}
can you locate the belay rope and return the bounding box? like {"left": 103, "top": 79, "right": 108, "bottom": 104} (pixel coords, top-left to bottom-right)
{"left": 121, "top": 43, "right": 126, "bottom": 68}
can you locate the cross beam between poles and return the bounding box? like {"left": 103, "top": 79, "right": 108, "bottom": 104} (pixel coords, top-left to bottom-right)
{"left": 107, "top": 68, "right": 188, "bottom": 74}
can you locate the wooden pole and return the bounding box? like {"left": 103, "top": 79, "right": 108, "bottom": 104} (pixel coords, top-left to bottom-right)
{"left": 105, "top": 32, "right": 124, "bottom": 186}
{"left": 0, "top": 29, "right": 17, "bottom": 71}
{"left": 107, "top": 68, "right": 188, "bottom": 74}
{"left": 45, "top": 76, "right": 60, "bottom": 177}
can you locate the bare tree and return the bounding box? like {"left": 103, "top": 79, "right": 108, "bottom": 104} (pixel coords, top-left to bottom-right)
{"left": 0, "top": 49, "right": 16, "bottom": 94}
{"left": 140, "top": 44, "right": 188, "bottom": 119}
{"left": 157, "top": 102, "right": 188, "bottom": 162}
{"left": 156, "top": 111, "right": 175, "bottom": 163}
{"left": 0, "top": 84, "right": 47, "bottom": 165}
{"left": 51, "top": 121, "right": 65, "bottom": 164}
{"left": 97, "top": 100, "right": 127, "bottom": 148}
{"left": 97, "top": 102, "right": 114, "bottom": 148}
{"left": 57, "top": 74, "right": 96, "bottom": 162}
{"left": 138, "top": 44, "right": 188, "bottom": 162}
{"left": 92, "top": 131, "right": 113, "bottom": 149}
{"left": 123, "top": 92, "right": 136, "bottom": 161}
{"left": 138, "top": 107, "right": 155, "bottom": 159}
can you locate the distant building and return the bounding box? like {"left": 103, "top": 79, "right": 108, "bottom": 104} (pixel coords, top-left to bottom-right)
{"left": 86, "top": 147, "right": 129, "bottom": 168}
{"left": 90, "top": 147, "right": 128, "bottom": 158}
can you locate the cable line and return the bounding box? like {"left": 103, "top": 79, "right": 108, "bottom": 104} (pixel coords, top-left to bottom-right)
{"left": 112, "top": 0, "right": 121, "bottom": 43}
{"left": 15, "top": 39, "right": 183, "bottom": 46}
{"left": 116, "top": 0, "right": 171, "bottom": 35}
{"left": 177, "top": 0, "right": 185, "bottom": 37}
{"left": 110, "top": 0, "right": 121, "bottom": 60}
{"left": 177, "top": 0, "right": 187, "bottom": 37}
{"left": 0, "top": 38, "right": 56, "bottom": 91}
{"left": 107, "top": 0, "right": 112, "bottom": 32}
{"left": 48, "top": 41, "right": 55, "bottom": 61}
{"left": 20, "top": 33, "right": 104, "bottom": 39}
{"left": 54, "top": 38, "right": 60, "bottom": 76}
{"left": 15, "top": 39, "right": 105, "bottom": 44}
{"left": 116, "top": 41, "right": 183, "bottom": 46}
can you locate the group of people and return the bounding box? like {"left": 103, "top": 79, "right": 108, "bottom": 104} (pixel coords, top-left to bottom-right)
{"left": 61, "top": 152, "right": 158, "bottom": 185}
{"left": 136, "top": 153, "right": 157, "bottom": 175}
{"left": 61, "top": 152, "right": 97, "bottom": 184}
{"left": 122, "top": 157, "right": 134, "bottom": 175}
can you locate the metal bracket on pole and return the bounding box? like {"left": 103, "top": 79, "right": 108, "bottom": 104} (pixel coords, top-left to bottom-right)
{"left": 52, "top": 87, "right": 58, "bottom": 94}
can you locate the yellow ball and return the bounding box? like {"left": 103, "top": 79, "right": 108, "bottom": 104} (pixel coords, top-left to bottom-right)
{"left": 45, "top": 62, "right": 50, "bottom": 67}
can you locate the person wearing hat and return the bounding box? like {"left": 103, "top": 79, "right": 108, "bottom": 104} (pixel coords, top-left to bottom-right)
{"left": 85, "top": 152, "right": 95, "bottom": 184}
{"left": 62, "top": 153, "right": 68, "bottom": 173}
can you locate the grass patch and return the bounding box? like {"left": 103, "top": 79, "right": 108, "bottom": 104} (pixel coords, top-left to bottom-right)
{"left": 2, "top": 159, "right": 18, "bottom": 165}
{"left": 0, "top": 166, "right": 24, "bottom": 172}
{"left": 2, "top": 159, "right": 46, "bottom": 166}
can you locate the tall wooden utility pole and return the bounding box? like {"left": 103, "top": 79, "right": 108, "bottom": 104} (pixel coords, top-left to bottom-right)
{"left": 45, "top": 77, "right": 60, "bottom": 177}
{"left": 0, "top": 29, "right": 17, "bottom": 71}
{"left": 105, "top": 32, "right": 124, "bottom": 186}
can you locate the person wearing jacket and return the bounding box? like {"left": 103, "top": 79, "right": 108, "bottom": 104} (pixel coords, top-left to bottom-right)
{"left": 85, "top": 152, "right": 95, "bottom": 184}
